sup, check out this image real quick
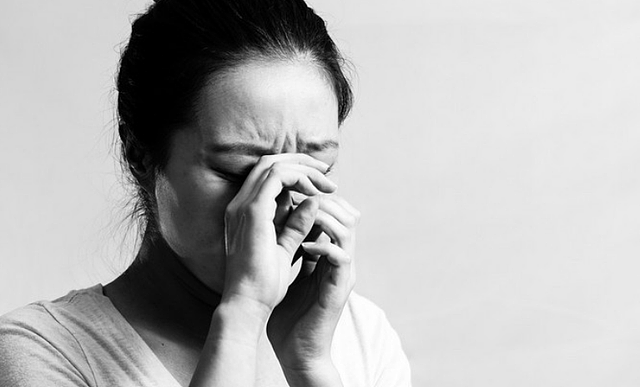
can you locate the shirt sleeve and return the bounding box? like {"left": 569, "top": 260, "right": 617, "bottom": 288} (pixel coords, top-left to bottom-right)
{"left": 373, "top": 311, "right": 413, "bottom": 387}
{"left": 0, "top": 305, "right": 92, "bottom": 387}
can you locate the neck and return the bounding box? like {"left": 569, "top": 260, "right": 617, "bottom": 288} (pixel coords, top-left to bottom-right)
{"left": 105, "top": 232, "right": 221, "bottom": 340}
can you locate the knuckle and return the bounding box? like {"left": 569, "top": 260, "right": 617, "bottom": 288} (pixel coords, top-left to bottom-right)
{"left": 300, "top": 177, "right": 318, "bottom": 192}
{"left": 224, "top": 203, "right": 238, "bottom": 217}
{"left": 278, "top": 232, "right": 299, "bottom": 249}
{"left": 282, "top": 207, "right": 316, "bottom": 242}
{"left": 310, "top": 168, "right": 324, "bottom": 179}
{"left": 288, "top": 225, "right": 308, "bottom": 240}
{"left": 270, "top": 161, "right": 285, "bottom": 171}
{"left": 343, "top": 252, "right": 352, "bottom": 265}
{"left": 344, "top": 214, "right": 358, "bottom": 228}
{"left": 267, "top": 166, "right": 284, "bottom": 180}
{"left": 260, "top": 154, "right": 277, "bottom": 165}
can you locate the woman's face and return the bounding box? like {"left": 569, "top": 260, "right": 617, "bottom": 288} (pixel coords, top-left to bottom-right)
{"left": 153, "top": 60, "right": 340, "bottom": 291}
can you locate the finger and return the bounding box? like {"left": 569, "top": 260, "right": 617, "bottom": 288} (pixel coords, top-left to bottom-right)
{"left": 237, "top": 153, "right": 331, "bottom": 198}
{"left": 313, "top": 209, "right": 351, "bottom": 247}
{"left": 277, "top": 198, "right": 319, "bottom": 256}
{"left": 251, "top": 166, "right": 336, "bottom": 207}
{"left": 301, "top": 241, "right": 352, "bottom": 288}
{"left": 267, "top": 164, "right": 337, "bottom": 195}
{"left": 292, "top": 224, "right": 325, "bottom": 262}
{"left": 318, "top": 196, "right": 360, "bottom": 229}
{"left": 298, "top": 256, "right": 318, "bottom": 278}
{"left": 330, "top": 195, "right": 361, "bottom": 219}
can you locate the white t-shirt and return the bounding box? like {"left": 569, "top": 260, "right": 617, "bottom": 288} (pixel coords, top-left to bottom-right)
{"left": 0, "top": 285, "right": 411, "bottom": 386}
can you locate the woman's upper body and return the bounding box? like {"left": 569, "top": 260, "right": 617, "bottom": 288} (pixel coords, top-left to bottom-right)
{"left": 0, "top": 0, "right": 412, "bottom": 385}
{"left": 0, "top": 269, "right": 409, "bottom": 386}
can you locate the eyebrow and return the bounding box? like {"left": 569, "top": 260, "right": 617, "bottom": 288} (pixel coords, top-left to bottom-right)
{"left": 206, "top": 139, "right": 339, "bottom": 155}
{"left": 298, "top": 139, "right": 339, "bottom": 153}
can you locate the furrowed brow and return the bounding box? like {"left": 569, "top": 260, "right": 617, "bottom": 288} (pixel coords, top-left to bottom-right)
{"left": 206, "top": 139, "right": 339, "bottom": 155}
{"left": 298, "top": 139, "right": 339, "bottom": 153}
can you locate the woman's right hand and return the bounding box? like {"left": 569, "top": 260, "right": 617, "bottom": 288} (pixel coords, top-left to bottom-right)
{"left": 221, "top": 153, "right": 337, "bottom": 313}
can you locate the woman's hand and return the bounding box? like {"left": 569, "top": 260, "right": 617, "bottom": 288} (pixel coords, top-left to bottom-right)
{"left": 193, "top": 153, "right": 357, "bottom": 387}
{"left": 192, "top": 154, "right": 337, "bottom": 387}
{"left": 221, "top": 153, "right": 337, "bottom": 313}
{"left": 267, "top": 194, "right": 359, "bottom": 386}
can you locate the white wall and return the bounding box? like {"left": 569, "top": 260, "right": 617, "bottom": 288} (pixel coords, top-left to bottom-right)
{"left": 0, "top": 0, "right": 147, "bottom": 306}
{"left": 2, "top": 1, "right": 640, "bottom": 386}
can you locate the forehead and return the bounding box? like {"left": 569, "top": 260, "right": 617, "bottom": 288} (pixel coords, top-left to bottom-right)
{"left": 193, "top": 60, "right": 340, "bottom": 152}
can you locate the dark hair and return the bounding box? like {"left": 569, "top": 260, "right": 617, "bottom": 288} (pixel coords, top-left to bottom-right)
{"left": 116, "top": 0, "right": 353, "bottom": 238}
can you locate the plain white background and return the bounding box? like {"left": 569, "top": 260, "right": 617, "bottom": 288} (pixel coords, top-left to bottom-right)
{"left": 2, "top": 1, "right": 640, "bottom": 386}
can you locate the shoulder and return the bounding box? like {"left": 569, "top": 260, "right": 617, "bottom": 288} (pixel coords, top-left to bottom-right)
{"left": 338, "top": 291, "right": 393, "bottom": 339}
{"left": 339, "top": 291, "right": 408, "bottom": 346}
{"left": 0, "top": 286, "right": 103, "bottom": 386}
{"left": 2, "top": 285, "right": 91, "bottom": 323}
{"left": 0, "top": 285, "right": 105, "bottom": 345}
{"left": 334, "top": 292, "right": 413, "bottom": 386}
{"left": 0, "top": 286, "right": 100, "bottom": 344}
{"left": 344, "top": 291, "right": 388, "bottom": 321}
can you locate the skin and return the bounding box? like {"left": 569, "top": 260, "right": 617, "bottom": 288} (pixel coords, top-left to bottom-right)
{"left": 104, "top": 59, "right": 359, "bottom": 387}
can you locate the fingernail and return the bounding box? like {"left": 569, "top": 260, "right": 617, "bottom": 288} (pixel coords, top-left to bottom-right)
{"left": 301, "top": 242, "right": 314, "bottom": 249}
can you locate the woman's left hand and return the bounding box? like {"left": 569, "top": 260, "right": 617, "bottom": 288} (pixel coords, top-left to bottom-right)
{"left": 267, "top": 194, "right": 359, "bottom": 386}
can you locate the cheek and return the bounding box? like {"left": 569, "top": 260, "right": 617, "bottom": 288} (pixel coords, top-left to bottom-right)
{"left": 155, "top": 172, "right": 238, "bottom": 257}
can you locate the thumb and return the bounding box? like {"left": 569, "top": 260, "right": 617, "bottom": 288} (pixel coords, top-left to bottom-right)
{"left": 277, "top": 198, "right": 318, "bottom": 257}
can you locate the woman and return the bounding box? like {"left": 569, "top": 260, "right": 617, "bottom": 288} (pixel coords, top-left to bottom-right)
{"left": 0, "top": 0, "right": 411, "bottom": 386}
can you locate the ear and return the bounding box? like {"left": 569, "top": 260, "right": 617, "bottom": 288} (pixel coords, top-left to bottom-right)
{"left": 124, "top": 140, "right": 155, "bottom": 191}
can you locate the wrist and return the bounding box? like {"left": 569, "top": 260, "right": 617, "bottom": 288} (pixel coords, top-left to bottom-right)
{"left": 220, "top": 291, "right": 274, "bottom": 319}
{"left": 209, "top": 295, "right": 272, "bottom": 346}
{"left": 281, "top": 359, "right": 343, "bottom": 387}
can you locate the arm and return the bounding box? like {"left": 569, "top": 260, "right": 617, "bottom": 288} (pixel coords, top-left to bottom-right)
{"left": 267, "top": 196, "right": 360, "bottom": 387}
{"left": 189, "top": 154, "right": 338, "bottom": 386}
{"left": 189, "top": 298, "right": 269, "bottom": 387}
{"left": 373, "top": 314, "right": 413, "bottom": 387}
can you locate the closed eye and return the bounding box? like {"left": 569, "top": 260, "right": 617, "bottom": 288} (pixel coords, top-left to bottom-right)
{"left": 211, "top": 168, "right": 249, "bottom": 184}
{"left": 222, "top": 173, "right": 246, "bottom": 183}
